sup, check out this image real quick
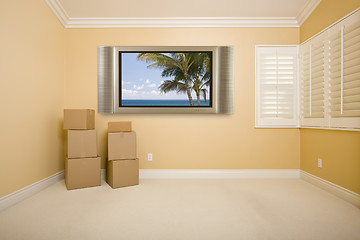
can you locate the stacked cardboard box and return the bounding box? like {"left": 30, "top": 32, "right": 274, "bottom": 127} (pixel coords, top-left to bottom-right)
{"left": 107, "top": 121, "right": 139, "bottom": 188}
{"left": 64, "top": 109, "right": 101, "bottom": 190}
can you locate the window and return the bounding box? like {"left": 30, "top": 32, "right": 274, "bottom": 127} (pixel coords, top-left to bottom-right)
{"left": 255, "top": 9, "right": 360, "bottom": 130}
{"left": 299, "top": 9, "right": 360, "bottom": 130}
{"left": 255, "top": 46, "right": 298, "bottom": 127}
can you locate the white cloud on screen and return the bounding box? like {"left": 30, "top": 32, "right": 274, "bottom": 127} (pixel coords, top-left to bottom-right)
{"left": 123, "top": 88, "right": 189, "bottom": 99}
{"left": 133, "top": 84, "right": 144, "bottom": 90}
{"left": 122, "top": 89, "right": 139, "bottom": 95}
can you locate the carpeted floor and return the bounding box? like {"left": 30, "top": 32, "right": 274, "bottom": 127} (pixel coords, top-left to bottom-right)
{"left": 0, "top": 178, "right": 359, "bottom": 240}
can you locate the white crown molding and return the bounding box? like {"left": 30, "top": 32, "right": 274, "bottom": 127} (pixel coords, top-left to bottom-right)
{"left": 63, "top": 17, "right": 299, "bottom": 28}
{"left": 296, "top": 0, "right": 322, "bottom": 26}
{"left": 0, "top": 171, "right": 64, "bottom": 212}
{"left": 300, "top": 171, "right": 360, "bottom": 208}
{"left": 139, "top": 169, "right": 300, "bottom": 179}
{"left": 45, "top": 0, "right": 70, "bottom": 26}
{"left": 45, "top": 0, "right": 299, "bottom": 28}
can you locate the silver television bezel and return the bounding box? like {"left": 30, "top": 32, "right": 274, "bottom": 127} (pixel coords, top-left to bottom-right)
{"left": 98, "top": 46, "right": 233, "bottom": 114}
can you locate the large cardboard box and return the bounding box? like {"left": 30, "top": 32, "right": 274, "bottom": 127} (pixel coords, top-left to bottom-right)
{"left": 64, "top": 109, "right": 95, "bottom": 130}
{"left": 108, "top": 121, "right": 132, "bottom": 132}
{"left": 65, "top": 157, "right": 101, "bottom": 190}
{"left": 108, "top": 132, "right": 136, "bottom": 160}
{"left": 67, "top": 130, "right": 97, "bottom": 158}
{"left": 107, "top": 159, "right": 139, "bottom": 188}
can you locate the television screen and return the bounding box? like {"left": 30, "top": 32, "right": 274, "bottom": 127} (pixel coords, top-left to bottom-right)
{"left": 119, "top": 51, "right": 212, "bottom": 108}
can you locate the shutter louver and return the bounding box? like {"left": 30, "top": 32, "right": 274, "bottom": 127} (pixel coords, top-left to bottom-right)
{"left": 300, "top": 44, "right": 310, "bottom": 119}
{"left": 310, "top": 41, "right": 325, "bottom": 118}
{"left": 331, "top": 20, "right": 360, "bottom": 118}
{"left": 300, "top": 32, "right": 327, "bottom": 127}
{"left": 328, "top": 29, "right": 342, "bottom": 117}
{"left": 328, "top": 10, "right": 360, "bottom": 129}
{"left": 256, "top": 46, "right": 298, "bottom": 127}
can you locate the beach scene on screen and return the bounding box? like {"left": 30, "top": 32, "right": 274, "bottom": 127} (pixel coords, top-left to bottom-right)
{"left": 121, "top": 52, "right": 211, "bottom": 107}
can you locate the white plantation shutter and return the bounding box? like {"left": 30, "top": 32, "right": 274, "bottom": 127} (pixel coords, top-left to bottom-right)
{"left": 328, "top": 28, "right": 342, "bottom": 118}
{"left": 343, "top": 20, "right": 360, "bottom": 118}
{"left": 255, "top": 46, "right": 298, "bottom": 127}
{"left": 299, "top": 8, "right": 360, "bottom": 130}
{"left": 255, "top": 9, "right": 360, "bottom": 130}
{"left": 299, "top": 42, "right": 310, "bottom": 119}
{"left": 328, "top": 10, "right": 360, "bottom": 129}
{"left": 300, "top": 32, "right": 327, "bottom": 127}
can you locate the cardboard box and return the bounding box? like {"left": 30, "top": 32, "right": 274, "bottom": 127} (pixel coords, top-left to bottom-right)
{"left": 108, "top": 121, "right": 132, "bottom": 132}
{"left": 65, "top": 157, "right": 101, "bottom": 190}
{"left": 64, "top": 109, "right": 95, "bottom": 130}
{"left": 108, "top": 132, "right": 136, "bottom": 160}
{"left": 67, "top": 130, "right": 97, "bottom": 158}
{"left": 107, "top": 159, "right": 139, "bottom": 188}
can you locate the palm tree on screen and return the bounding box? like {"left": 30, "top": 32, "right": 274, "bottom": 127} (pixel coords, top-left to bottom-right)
{"left": 137, "top": 52, "right": 211, "bottom": 106}
{"left": 190, "top": 76, "right": 210, "bottom": 106}
{"left": 137, "top": 52, "right": 195, "bottom": 106}
{"left": 188, "top": 53, "right": 211, "bottom": 106}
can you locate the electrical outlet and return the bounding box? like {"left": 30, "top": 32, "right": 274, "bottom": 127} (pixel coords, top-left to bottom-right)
{"left": 148, "top": 153, "right": 153, "bottom": 161}
{"left": 318, "top": 158, "right": 322, "bottom": 168}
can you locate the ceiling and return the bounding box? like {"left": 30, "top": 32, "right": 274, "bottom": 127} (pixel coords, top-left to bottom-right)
{"left": 46, "top": 0, "right": 322, "bottom": 28}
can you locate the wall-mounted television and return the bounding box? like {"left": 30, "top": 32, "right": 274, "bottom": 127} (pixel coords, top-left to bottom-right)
{"left": 98, "top": 46, "right": 233, "bottom": 114}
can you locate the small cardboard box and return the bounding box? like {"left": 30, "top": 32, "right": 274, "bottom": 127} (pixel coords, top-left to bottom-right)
{"left": 64, "top": 109, "right": 95, "bottom": 130}
{"left": 65, "top": 157, "right": 101, "bottom": 190}
{"left": 107, "top": 159, "right": 139, "bottom": 188}
{"left": 108, "top": 132, "right": 136, "bottom": 160}
{"left": 67, "top": 130, "right": 97, "bottom": 158}
{"left": 108, "top": 121, "right": 132, "bottom": 132}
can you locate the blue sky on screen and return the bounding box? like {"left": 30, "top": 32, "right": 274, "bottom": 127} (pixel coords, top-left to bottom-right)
{"left": 121, "top": 53, "right": 199, "bottom": 100}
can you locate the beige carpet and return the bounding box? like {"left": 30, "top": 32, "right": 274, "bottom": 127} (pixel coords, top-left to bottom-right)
{"left": 0, "top": 178, "right": 359, "bottom": 240}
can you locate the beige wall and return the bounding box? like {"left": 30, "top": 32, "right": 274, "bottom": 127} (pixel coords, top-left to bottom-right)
{"left": 300, "top": 0, "right": 360, "bottom": 194}
{"left": 300, "top": 0, "right": 360, "bottom": 42}
{"left": 0, "top": 0, "right": 65, "bottom": 198}
{"left": 64, "top": 28, "right": 300, "bottom": 170}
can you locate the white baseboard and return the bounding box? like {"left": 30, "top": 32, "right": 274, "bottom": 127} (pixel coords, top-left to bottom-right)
{"left": 300, "top": 170, "right": 360, "bottom": 208}
{"left": 139, "top": 169, "right": 300, "bottom": 179}
{"left": 0, "top": 171, "right": 64, "bottom": 212}
{"left": 0, "top": 169, "right": 106, "bottom": 212}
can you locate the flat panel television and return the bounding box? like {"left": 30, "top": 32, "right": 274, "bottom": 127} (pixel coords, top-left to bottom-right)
{"left": 98, "top": 46, "right": 233, "bottom": 114}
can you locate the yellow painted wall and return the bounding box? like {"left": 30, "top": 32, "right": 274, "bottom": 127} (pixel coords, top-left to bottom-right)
{"left": 300, "top": 0, "right": 360, "bottom": 194}
{"left": 300, "top": 0, "right": 360, "bottom": 42}
{"left": 0, "top": 0, "right": 65, "bottom": 198}
{"left": 64, "top": 28, "right": 300, "bottom": 170}
{"left": 300, "top": 129, "right": 360, "bottom": 194}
